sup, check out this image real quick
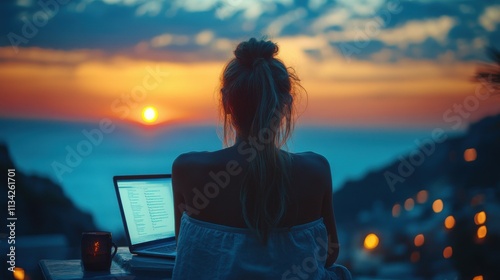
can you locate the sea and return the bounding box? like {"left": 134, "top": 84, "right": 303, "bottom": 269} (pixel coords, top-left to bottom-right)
{"left": 0, "top": 118, "right": 451, "bottom": 235}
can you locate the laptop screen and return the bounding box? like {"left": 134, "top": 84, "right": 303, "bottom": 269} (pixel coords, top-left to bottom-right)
{"left": 116, "top": 176, "right": 175, "bottom": 245}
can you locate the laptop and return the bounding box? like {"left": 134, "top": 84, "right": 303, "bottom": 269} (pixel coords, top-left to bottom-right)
{"left": 114, "top": 174, "right": 177, "bottom": 258}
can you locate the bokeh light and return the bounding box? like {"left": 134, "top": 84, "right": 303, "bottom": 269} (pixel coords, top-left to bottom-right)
{"left": 474, "top": 211, "right": 486, "bottom": 225}
{"left": 404, "top": 198, "right": 415, "bottom": 211}
{"left": 477, "top": 225, "right": 487, "bottom": 239}
{"left": 414, "top": 234, "right": 425, "bottom": 247}
{"left": 443, "top": 246, "right": 453, "bottom": 259}
{"left": 416, "top": 190, "right": 428, "bottom": 204}
{"left": 444, "top": 215, "right": 455, "bottom": 229}
{"left": 364, "top": 233, "right": 379, "bottom": 250}
{"left": 392, "top": 204, "right": 401, "bottom": 217}
{"left": 473, "top": 275, "right": 484, "bottom": 280}
{"left": 13, "top": 267, "right": 25, "bottom": 280}
{"left": 432, "top": 199, "right": 444, "bottom": 213}
{"left": 464, "top": 148, "right": 477, "bottom": 162}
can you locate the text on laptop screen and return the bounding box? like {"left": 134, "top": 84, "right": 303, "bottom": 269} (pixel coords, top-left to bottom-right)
{"left": 117, "top": 178, "right": 175, "bottom": 245}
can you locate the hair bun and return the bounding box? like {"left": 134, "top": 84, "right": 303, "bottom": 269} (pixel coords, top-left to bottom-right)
{"left": 234, "top": 38, "right": 278, "bottom": 68}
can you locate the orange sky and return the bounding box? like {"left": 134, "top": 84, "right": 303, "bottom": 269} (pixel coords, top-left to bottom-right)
{"left": 1, "top": 42, "right": 498, "bottom": 129}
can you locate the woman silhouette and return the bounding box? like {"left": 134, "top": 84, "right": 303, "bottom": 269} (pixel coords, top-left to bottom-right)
{"left": 172, "top": 38, "right": 351, "bottom": 279}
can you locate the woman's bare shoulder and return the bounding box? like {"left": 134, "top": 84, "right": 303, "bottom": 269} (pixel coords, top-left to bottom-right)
{"left": 289, "top": 151, "right": 333, "bottom": 190}
{"left": 291, "top": 151, "right": 331, "bottom": 170}
{"left": 172, "top": 151, "right": 218, "bottom": 189}
{"left": 173, "top": 151, "right": 212, "bottom": 167}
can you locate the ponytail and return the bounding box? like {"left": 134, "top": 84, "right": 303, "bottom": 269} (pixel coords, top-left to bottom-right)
{"left": 220, "top": 38, "right": 301, "bottom": 243}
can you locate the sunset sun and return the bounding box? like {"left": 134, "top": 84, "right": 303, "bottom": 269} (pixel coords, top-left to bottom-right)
{"left": 142, "top": 106, "right": 158, "bottom": 124}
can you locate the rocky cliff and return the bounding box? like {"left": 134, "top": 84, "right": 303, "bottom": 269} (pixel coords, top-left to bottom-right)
{"left": 0, "top": 143, "right": 97, "bottom": 246}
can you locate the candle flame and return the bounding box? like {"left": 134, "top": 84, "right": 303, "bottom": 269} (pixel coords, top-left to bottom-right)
{"left": 93, "top": 241, "right": 100, "bottom": 256}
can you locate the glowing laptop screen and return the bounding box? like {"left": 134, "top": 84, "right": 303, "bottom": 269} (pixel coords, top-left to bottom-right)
{"left": 117, "top": 177, "right": 175, "bottom": 245}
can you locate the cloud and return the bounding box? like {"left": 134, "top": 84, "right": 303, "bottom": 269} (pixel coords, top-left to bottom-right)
{"left": 144, "top": 31, "right": 231, "bottom": 60}
{"left": 274, "top": 35, "right": 340, "bottom": 66}
{"left": 479, "top": 5, "right": 500, "bottom": 31}
{"left": 127, "top": 33, "right": 235, "bottom": 63}
{"left": 370, "top": 48, "right": 398, "bottom": 62}
{"left": 212, "top": 38, "right": 233, "bottom": 52}
{"left": 337, "top": 0, "right": 385, "bottom": 16}
{"left": 263, "top": 34, "right": 476, "bottom": 103}
{"left": 310, "top": 8, "right": 351, "bottom": 33}
{"left": 266, "top": 8, "right": 308, "bottom": 36}
{"left": 0, "top": 47, "right": 105, "bottom": 65}
{"left": 150, "top": 34, "right": 173, "bottom": 48}
{"left": 150, "top": 33, "right": 190, "bottom": 48}
{"left": 173, "top": 0, "right": 219, "bottom": 12}
{"left": 195, "top": 30, "right": 214, "bottom": 45}
{"left": 135, "top": 1, "right": 163, "bottom": 17}
{"left": 308, "top": 0, "right": 326, "bottom": 11}
{"left": 377, "top": 16, "right": 456, "bottom": 47}
{"left": 455, "top": 36, "right": 487, "bottom": 59}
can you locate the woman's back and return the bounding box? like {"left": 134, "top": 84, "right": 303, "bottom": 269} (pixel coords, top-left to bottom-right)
{"left": 173, "top": 147, "right": 331, "bottom": 229}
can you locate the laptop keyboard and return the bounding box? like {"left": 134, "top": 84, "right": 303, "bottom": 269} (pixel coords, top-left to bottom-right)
{"left": 149, "top": 244, "right": 176, "bottom": 253}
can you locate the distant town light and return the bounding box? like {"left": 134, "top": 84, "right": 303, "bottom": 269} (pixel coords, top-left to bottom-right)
{"left": 432, "top": 199, "right": 444, "bottom": 213}
{"left": 416, "top": 190, "right": 428, "bottom": 204}
{"left": 404, "top": 198, "right": 415, "bottom": 211}
{"left": 392, "top": 204, "right": 401, "bottom": 217}
{"left": 443, "top": 246, "right": 453, "bottom": 259}
{"left": 414, "top": 234, "right": 425, "bottom": 247}
{"left": 464, "top": 148, "right": 477, "bottom": 162}
{"left": 13, "top": 267, "right": 25, "bottom": 280}
{"left": 444, "top": 215, "right": 455, "bottom": 229}
{"left": 474, "top": 211, "right": 486, "bottom": 225}
{"left": 410, "top": 251, "right": 420, "bottom": 263}
{"left": 473, "top": 275, "right": 484, "bottom": 280}
{"left": 477, "top": 226, "right": 487, "bottom": 239}
{"left": 364, "top": 233, "right": 379, "bottom": 250}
